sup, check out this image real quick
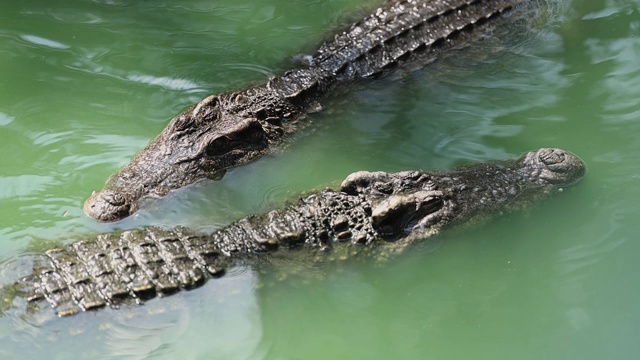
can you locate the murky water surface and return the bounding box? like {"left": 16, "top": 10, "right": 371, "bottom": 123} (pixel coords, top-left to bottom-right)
{"left": 1, "top": 0, "right": 639, "bottom": 358}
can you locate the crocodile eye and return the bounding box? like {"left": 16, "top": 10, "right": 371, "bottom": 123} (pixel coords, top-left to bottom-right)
{"left": 204, "top": 136, "right": 234, "bottom": 156}
{"left": 419, "top": 196, "right": 444, "bottom": 215}
{"left": 171, "top": 114, "right": 195, "bottom": 132}
{"left": 227, "top": 118, "right": 264, "bottom": 141}
{"left": 371, "top": 191, "right": 444, "bottom": 237}
{"left": 207, "top": 119, "right": 267, "bottom": 156}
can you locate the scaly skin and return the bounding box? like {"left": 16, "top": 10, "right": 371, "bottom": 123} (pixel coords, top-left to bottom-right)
{"left": 4, "top": 148, "right": 584, "bottom": 317}
{"left": 84, "top": 0, "right": 529, "bottom": 221}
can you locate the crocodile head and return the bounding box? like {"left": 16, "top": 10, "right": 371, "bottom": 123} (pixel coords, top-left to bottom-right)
{"left": 84, "top": 95, "right": 269, "bottom": 222}
{"left": 341, "top": 148, "right": 585, "bottom": 240}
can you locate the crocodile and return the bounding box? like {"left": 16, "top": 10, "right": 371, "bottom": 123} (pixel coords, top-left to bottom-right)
{"left": 84, "top": 0, "right": 532, "bottom": 222}
{"left": 3, "top": 148, "right": 584, "bottom": 317}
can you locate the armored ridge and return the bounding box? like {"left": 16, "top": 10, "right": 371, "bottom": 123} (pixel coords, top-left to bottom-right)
{"left": 84, "top": 0, "right": 529, "bottom": 222}
{"left": 5, "top": 148, "right": 585, "bottom": 317}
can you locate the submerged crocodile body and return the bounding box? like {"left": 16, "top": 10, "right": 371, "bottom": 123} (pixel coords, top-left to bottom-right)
{"left": 84, "top": 0, "right": 531, "bottom": 222}
{"left": 4, "top": 148, "right": 584, "bottom": 317}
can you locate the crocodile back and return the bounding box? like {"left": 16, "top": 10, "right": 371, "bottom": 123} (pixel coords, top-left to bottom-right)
{"left": 313, "top": 0, "right": 526, "bottom": 79}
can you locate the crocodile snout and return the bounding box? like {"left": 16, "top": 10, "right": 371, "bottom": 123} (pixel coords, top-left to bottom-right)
{"left": 527, "top": 148, "right": 586, "bottom": 186}
{"left": 84, "top": 190, "right": 134, "bottom": 222}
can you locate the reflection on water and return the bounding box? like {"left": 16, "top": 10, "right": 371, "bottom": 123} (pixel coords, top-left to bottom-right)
{"left": 0, "top": 0, "right": 640, "bottom": 358}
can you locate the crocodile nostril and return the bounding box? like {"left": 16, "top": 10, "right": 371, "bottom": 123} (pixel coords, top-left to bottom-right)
{"left": 84, "top": 192, "right": 133, "bottom": 222}
{"left": 102, "top": 191, "right": 126, "bottom": 206}
{"left": 538, "top": 148, "right": 566, "bottom": 166}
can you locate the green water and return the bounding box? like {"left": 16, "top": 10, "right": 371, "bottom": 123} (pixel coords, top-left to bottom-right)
{"left": 1, "top": 0, "right": 639, "bottom": 358}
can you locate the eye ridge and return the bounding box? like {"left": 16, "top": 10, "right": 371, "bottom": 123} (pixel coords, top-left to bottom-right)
{"left": 204, "top": 135, "right": 236, "bottom": 156}
{"left": 194, "top": 117, "right": 269, "bottom": 157}
{"left": 421, "top": 196, "right": 444, "bottom": 212}
{"left": 203, "top": 134, "right": 262, "bottom": 156}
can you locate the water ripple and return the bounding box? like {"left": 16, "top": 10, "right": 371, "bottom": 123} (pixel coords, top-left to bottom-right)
{"left": 0, "top": 112, "right": 14, "bottom": 126}
{"left": 48, "top": 10, "right": 104, "bottom": 24}
{"left": 67, "top": 55, "right": 207, "bottom": 93}
{"left": 19, "top": 34, "right": 70, "bottom": 50}
{"left": 221, "top": 62, "right": 278, "bottom": 78}
{"left": 126, "top": 74, "right": 200, "bottom": 91}
{"left": 30, "top": 131, "right": 73, "bottom": 147}
{"left": 0, "top": 175, "right": 59, "bottom": 200}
